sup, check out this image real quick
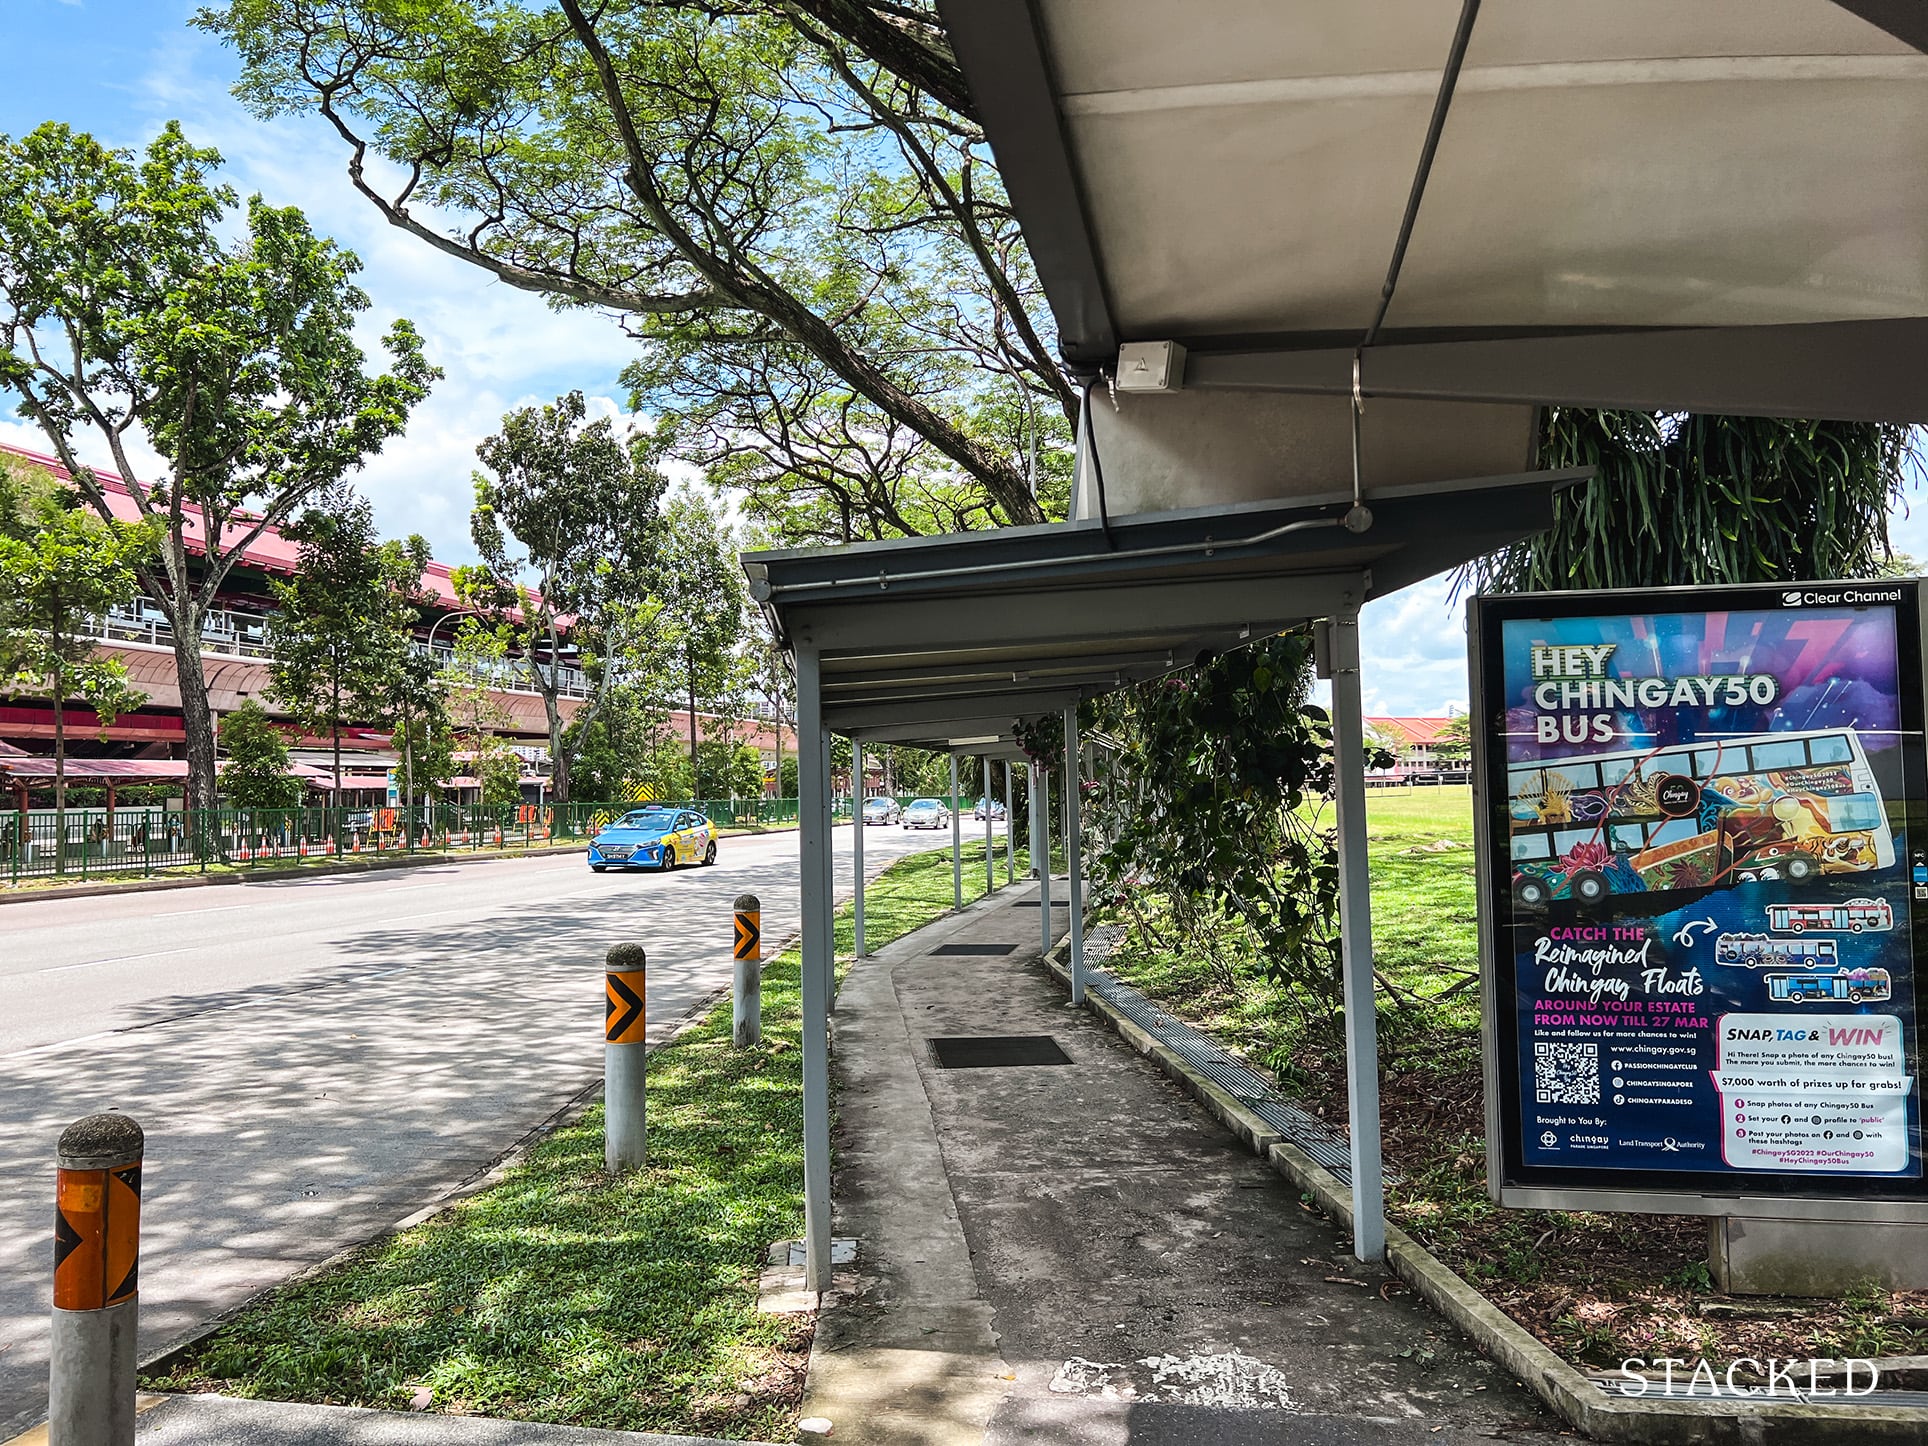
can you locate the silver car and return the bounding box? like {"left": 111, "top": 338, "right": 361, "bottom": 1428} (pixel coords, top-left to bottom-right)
{"left": 902, "top": 798, "right": 950, "bottom": 830}
{"left": 861, "top": 797, "right": 901, "bottom": 825}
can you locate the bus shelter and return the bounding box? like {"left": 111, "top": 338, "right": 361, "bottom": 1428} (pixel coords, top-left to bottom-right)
{"left": 754, "top": 0, "right": 1928, "bottom": 1293}
{"left": 746, "top": 468, "right": 1590, "bottom": 1289}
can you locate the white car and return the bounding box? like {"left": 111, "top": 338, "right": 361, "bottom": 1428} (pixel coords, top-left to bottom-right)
{"left": 902, "top": 798, "right": 950, "bottom": 830}
{"left": 861, "top": 797, "right": 901, "bottom": 825}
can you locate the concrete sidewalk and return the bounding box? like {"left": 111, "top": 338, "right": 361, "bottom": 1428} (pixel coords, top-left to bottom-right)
{"left": 3, "top": 1394, "right": 778, "bottom": 1445}
{"left": 807, "top": 879, "right": 1571, "bottom": 1445}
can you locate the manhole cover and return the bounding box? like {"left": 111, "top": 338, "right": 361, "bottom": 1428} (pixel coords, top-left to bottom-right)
{"left": 931, "top": 943, "right": 1018, "bottom": 956}
{"left": 929, "top": 1035, "right": 1073, "bottom": 1069}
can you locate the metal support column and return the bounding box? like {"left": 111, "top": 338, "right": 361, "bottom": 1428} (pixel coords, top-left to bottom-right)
{"left": 1064, "top": 706, "right": 1086, "bottom": 1006}
{"left": 1033, "top": 762, "right": 1051, "bottom": 953}
{"left": 795, "top": 648, "right": 833, "bottom": 1291}
{"left": 1329, "top": 602, "right": 1388, "bottom": 1264}
{"left": 852, "top": 738, "right": 866, "bottom": 958}
{"left": 950, "top": 753, "right": 963, "bottom": 912}
{"left": 1003, "top": 761, "right": 1016, "bottom": 884}
{"left": 982, "top": 756, "right": 994, "bottom": 896}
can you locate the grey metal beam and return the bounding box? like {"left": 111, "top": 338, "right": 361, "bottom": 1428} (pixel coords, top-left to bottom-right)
{"left": 1003, "top": 761, "right": 1016, "bottom": 885}
{"left": 1065, "top": 706, "right": 1086, "bottom": 1007}
{"left": 1327, "top": 606, "right": 1387, "bottom": 1265}
{"left": 934, "top": 0, "right": 1116, "bottom": 371}
{"left": 852, "top": 737, "right": 866, "bottom": 960}
{"left": 824, "top": 671, "right": 1139, "bottom": 710}
{"left": 1034, "top": 762, "right": 1051, "bottom": 953}
{"left": 794, "top": 573, "right": 1361, "bottom": 654}
{"left": 982, "top": 756, "right": 995, "bottom": 896}
{"left": 795, "top": 647, "right": 833, "bottom": 1291}
{"left": 828, "top": 689, "right": 1088, "bottom": 734}
{"left": 821, "top": 650, "right": 1179, "bottom": 692}
{"left": 951, "top": 754, "right": 963, "bottom": 913}
{"left": 1186, "top": 318, "right": 1928, "bottom": 424}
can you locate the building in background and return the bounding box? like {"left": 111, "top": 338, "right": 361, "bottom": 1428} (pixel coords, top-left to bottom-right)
{"left": 0, "top": 443, "right": 794, "bottom": 807}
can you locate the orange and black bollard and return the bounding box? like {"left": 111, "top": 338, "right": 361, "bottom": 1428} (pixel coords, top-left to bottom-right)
{"left": 604, "top": 943, "right": 648, "bottom": 1171}
{"left": 732, "top": 893, "right": 762, "bottom": 1048}
{"left": 50, "top": 1112, "right": 142, "bottom": 1445}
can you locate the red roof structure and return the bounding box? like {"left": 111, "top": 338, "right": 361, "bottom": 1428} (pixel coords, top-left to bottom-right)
{"left": 2, "top": 442, "right": 474, "bottom": 610}
{"left": 1364, "top": 716, "right": 1457, "bottom": 747}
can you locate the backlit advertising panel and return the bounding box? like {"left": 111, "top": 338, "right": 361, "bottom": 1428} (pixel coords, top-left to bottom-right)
{"left": 1470, "top": 582, "right": 1928, "bottom": 1213}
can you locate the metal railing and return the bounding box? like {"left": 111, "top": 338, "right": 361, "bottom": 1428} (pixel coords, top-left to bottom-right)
{"left": 79, "top": 602, "right": 595, "bottom": 699}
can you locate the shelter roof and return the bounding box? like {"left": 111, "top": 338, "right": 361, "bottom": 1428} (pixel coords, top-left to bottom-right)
{"left": 940, "top": 1, "right": 1928, "bottom": 425}
{"left": 747, "top": 467, "right": 1585, "bottom": 747}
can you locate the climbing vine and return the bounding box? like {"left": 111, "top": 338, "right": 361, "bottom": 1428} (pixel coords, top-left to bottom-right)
{"left": 1018, "top": 633, "right": 1390, "bottom": 1012}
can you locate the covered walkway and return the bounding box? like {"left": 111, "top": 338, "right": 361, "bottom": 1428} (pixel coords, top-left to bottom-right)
{"left": 807, "top": 877, "right": 1567, "bottom": 1445}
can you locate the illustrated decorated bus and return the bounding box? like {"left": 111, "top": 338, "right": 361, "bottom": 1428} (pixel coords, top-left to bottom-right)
{"left": 1714, "top": 934, "right": 1837, "bottom": 969}
{"left": 1766, "top": 898, "right": 1893, "bottom": 933}
{"left": 1764, "top": 966, "right": 1893, "bottom": 1004}
{"left": 1508, "top": 729, "right": 1892, "bottom": 908}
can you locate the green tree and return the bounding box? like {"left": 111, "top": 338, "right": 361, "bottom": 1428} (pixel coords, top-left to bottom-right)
{"left": 0, "top": 121, "right": 438, "bottom": 814}
{"left": 267, "top": 487, "right": 425, "bottom": 809}
{"left": 1462, "top": 412, "right": 1917, "bottom": 591}
{"left": 218, "top": 698, "right": 304, "bottom": 809}
{"left": 1430, "top": 713, "right": 1472, "bottom": 770}
{"left": 202, "top": 1, "right": 1070, "bottom": 537}
{"left": 565, "top": 679, "right": 669, "bottom": 802}
{"left": 0, "top": 483, "right": 152, "bottom": 864}
{"left": 474, "top": 738, "right": 525, "bottom": 807}
{"left": 650, "top": 488, "right": 749, "bottom": 791}
{"left": 460, "top": 391, "right": 665, "bottom": 804}
{"left": 696, "top": 734, "right": 764, "bottom": 800}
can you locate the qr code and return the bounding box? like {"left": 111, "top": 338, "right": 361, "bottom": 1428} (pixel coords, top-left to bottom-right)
{"left": 1534, "top": 1041, "right": 1600, "bottom": 1104}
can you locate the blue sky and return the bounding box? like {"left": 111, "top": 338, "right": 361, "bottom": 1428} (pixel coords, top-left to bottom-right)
{"left": 4, "top": 1, "right": 1922, "bottom": 719}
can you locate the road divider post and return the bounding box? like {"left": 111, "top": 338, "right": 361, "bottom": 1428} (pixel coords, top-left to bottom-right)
{"left": 733, "top": 893, "right": 763, "bottom": 1048}
{"left": 51, "top": 1112, "right": 143, "bottom": 1446}
{"left": 604, "top": 944, "right": 648, "bottom": 1171}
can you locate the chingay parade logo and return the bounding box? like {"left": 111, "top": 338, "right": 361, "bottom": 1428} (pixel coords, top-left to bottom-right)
{"left": 1529, "top": 644, "right": 1781, "bottom": 745}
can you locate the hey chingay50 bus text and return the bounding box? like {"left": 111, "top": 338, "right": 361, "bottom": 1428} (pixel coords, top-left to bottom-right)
{"left": 1530, "top": 645, "right": 1781, "bottom": 745}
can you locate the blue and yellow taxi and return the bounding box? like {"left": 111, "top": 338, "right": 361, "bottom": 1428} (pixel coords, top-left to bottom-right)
{"left": 588, "top": 806, "right": 717, "bottom": 873}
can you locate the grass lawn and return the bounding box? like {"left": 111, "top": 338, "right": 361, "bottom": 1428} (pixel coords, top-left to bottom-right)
{"left": 143, "top": 837, "right": 1020, "bottom": 1439}
{"left": 1092, "top": 785, "right": 1928, "bottom": 1370}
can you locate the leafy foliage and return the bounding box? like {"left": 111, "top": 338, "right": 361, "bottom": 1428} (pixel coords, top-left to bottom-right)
{"left": 1080, "top": 635, "right": 1392, "bottom": 1007}
{"left": 0, "top": 469, "right": 153, "bottom": 834}
{"left": 219, "top": 699, "right": 304, "bottom": 810}
{"left": 267, "top": 486, "right": 427, "bottom": 805}
{"left": 461, "top": 390, "right": 666, "bottom": 802}
{"left": 0, "top": 120, "right": 437, "bottom": 809}
{"left": 1461, "top": 411, "right": 1918, "bottom": 592}
{"left": 201, "top": 0, "right": 1068, "bottom": 538}
{"left": 645, "top": 486, "right": 751, "bottom": 787}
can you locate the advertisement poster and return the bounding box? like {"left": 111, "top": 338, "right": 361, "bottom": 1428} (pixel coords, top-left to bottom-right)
{"left": 1473, "top": 583, "right": 1928, "bottom": 1202}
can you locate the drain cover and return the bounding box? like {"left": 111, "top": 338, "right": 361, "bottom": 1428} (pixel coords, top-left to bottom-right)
{"left": 1011, "top": 900, "right": 1070, "bottom": 907}
{"left": 931, "top": 943, "right": 1018, "bottom": 956}
{"left": 929, "top": 1035, "right": 1073, "bottom": 1068}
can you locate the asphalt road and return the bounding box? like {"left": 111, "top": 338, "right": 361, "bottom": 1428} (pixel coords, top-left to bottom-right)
{"left": 0, "top": 819, "right": 992, "bottom": 1435}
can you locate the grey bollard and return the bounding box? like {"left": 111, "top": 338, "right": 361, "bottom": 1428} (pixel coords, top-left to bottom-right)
{"left": 51, "top": 1112, "right": 143, "bottom": 1446}
{"left": 733, "top": 893, "right": 763, "bottom": 1048}
{"left": 605, "top": 944, "right": 648, "bottom": 1171}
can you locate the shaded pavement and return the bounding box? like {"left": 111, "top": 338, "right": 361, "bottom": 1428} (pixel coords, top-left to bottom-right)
{"left": 810, "top": 881, "right": 1572, "bottom": 1445}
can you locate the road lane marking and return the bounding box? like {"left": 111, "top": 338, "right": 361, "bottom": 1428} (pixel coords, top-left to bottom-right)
{"left": 36, "top": 945, "right": 203, "bottom": 974}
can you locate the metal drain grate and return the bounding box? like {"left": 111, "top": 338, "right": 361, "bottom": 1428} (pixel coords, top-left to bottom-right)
{"left": 1011, "top": 900, "right": 1069, "bottom": 907}
{"left": 929, "top": 1035, "right": 1073, "bottom": 1068}
{"left": 931, "top": 943, "right": 1018, "bottom": 956}
{"left": 1081, "top": 968, "right": 1390, "bottom": 1187}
